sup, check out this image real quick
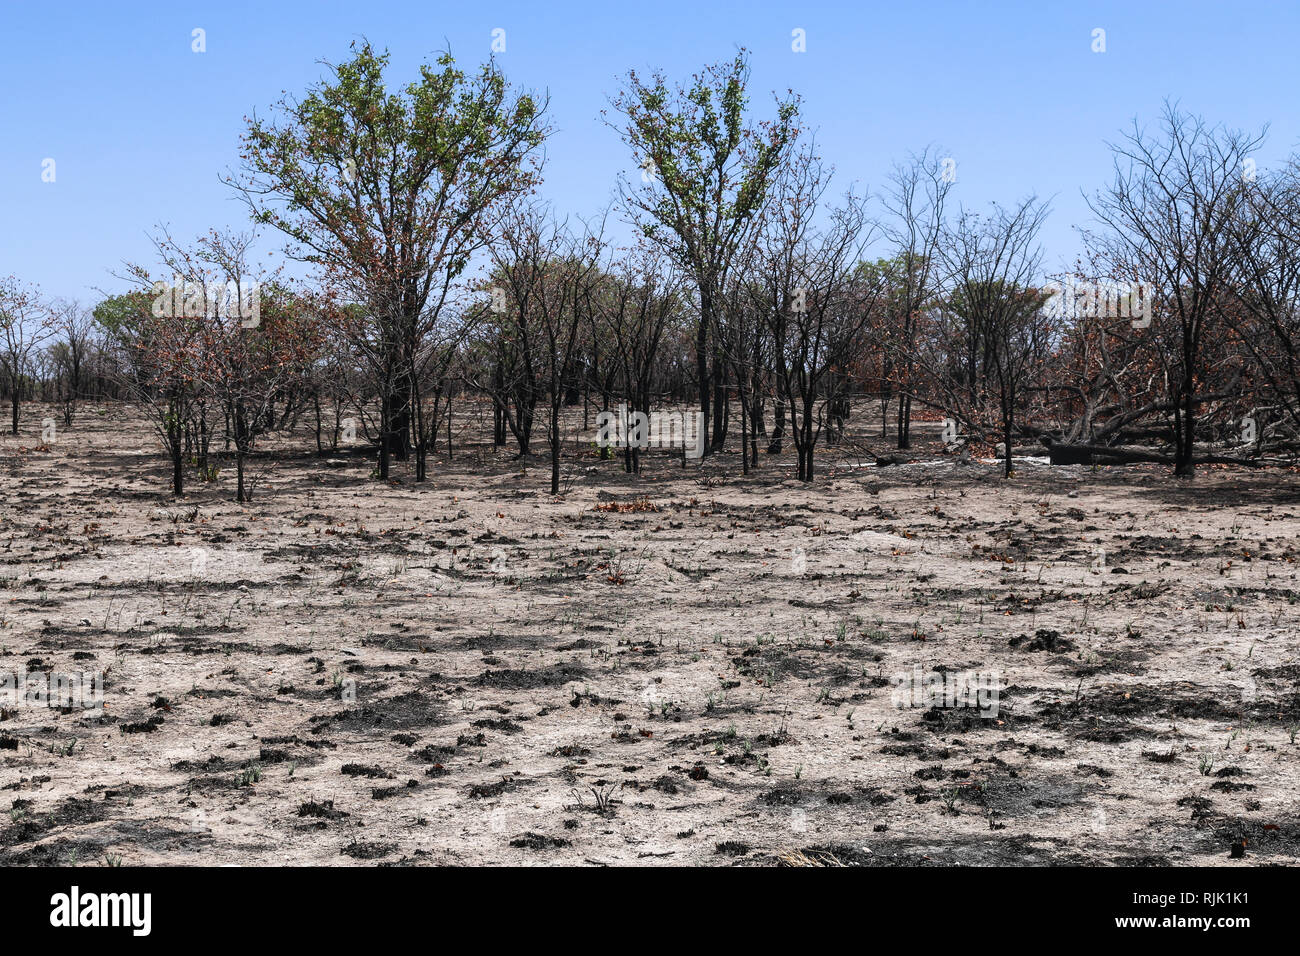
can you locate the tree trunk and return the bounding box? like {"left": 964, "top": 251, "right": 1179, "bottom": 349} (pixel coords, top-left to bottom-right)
{"left": 711, "top": 369, "right": 727, "bottom": 451}
{"left": 1003, "top": 407, "right": 1013, "bottom": 478}
{"left": 313, "top": 393, "right": 323, "bottom": 454}
{"left": 1174, "top": 381, "right": 1196, "bottom": 476}
{"left": 768, "top": 400, "right": 785, "bottom": 454}
{"left": 378, "top": 392, "right": 391, "bottom": 480}
{"left": 549, "top": 402, "right": 561, "bottom": 495}
{"left": 387, "top": 391, "right": 411, "bottom": 462}
{"left": 170, "top": 416, "right": 184, "bottom": 496}
{"left": 1044, "top": 440, "right": 1172, "bottom": 466}
{"left": 696, "top": 301, "right": 712, "bottom": 455}
{"left": 740, "top": 388, "right": 749, "bottom": 475}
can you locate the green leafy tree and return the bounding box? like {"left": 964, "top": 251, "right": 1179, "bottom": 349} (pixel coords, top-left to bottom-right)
{"left": 607, "top": 50, "right": 799, "bottom": 454}
{"left": 232, "top": 41, "right": 549, "bottom": 479}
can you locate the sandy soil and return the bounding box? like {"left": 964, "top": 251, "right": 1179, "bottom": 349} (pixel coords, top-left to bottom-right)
{"left": 2, "top": 401, "right": 1299, "bottom": 866}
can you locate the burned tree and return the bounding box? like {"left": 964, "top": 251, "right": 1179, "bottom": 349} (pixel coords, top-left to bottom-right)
{"left": 934, "top": 198, "right": 1051, "bottom": 478}
{"left": 608, "top": 50, "right": 798, "bottom": 454}
{"left": 1087, "top": 104, "right": 1264, "bottom": 476}
{"left": 755, "top": 151, "right": 880, "bottom": 482}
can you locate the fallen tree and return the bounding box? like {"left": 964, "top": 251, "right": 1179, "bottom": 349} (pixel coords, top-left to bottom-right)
{"left": 1039, "top": 435, "right": 1270, "bottom": 468}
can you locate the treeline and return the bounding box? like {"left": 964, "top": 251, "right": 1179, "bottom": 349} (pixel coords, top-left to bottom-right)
{"left": 3, "top": 44, "right": 1299, "bottom": 498}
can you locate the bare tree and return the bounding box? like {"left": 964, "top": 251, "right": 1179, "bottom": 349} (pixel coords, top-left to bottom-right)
{"left": 0, "top": 278, "right": 55, "bottom": 435}
{"left": 879, "top": 149, "right": 953, "bottom": 448}
{"left": 755, "top": 151, "right": 880, "bottom": 481}
{"left": 1222, "top": 158, "right": 1300, "bottom": 449}
{"left": 596, "top": 247, "right": 683, "bottom": 473}
{"left": 930, "top": 198, "right": 1052, "bottom": 477}
{"left": 486, "top": 205, "right": 607, "bottom": 494}
{"left": 47, "top": 300, "right": 97, "bottom": 426}
{"left": 1087, "top": 104, "right": 1265, "bottom": 475}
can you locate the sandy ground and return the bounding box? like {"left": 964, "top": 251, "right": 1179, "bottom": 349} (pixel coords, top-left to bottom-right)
{"left": 2, "top": 400, "right": 1299, "bottom": 866}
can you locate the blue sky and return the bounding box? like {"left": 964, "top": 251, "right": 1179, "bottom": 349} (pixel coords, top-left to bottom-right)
{"left": 3, "top": 0, "right": 1298, "bottom": 303}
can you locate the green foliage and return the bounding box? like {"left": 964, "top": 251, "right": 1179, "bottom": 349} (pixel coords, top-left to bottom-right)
{"left": 236, "top": 41, "right": 549, "bottom": 290}
{"left": 92, "top": 291, "right": 153, "bottom": 341}
{"left": 611, "top": 50, "right": 799, "bottom": 279}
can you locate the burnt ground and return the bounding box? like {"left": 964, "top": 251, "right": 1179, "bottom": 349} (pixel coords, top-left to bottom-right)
{"left": 2, "top": 401, "right": 1299, "bottom": 866}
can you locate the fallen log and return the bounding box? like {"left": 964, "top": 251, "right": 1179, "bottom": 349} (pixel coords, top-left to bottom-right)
{"left": 1040, "top": 436, "right": 1171, "bottom": 466}
{"left": 1045, "top": 444, "right": 1171, "bottom": 466}
{"left": 1040, "top": 436, "right": 1267, "bottom": 468}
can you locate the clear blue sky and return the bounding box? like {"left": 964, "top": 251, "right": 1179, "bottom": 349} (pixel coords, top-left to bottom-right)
{"left": 3, "top": 0, "right": 1298, "bottom": 303}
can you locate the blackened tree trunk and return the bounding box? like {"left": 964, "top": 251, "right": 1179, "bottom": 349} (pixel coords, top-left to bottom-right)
{"left": 897, "top": 393, "right": 912, "bottom": 449}
{"left": 377, "top": 391, "right": 392, "bottom": 480}
{"left": 1002, "top": 401, "right": 1014, "bottom": 478}
{"left": 1174, "top": 373, "right": 1197, "bottom": 476}
{"left": 387, "top": 384, "right": 412, "bottom": 462}
{"left": 168, "top": 401, "right": 184, "bottom": 496}
{"left": 768, "top": 400, "right": 785, "bottom": 453}
{"left": 711, "top": 354, "right": 727, "bottom": 451}
{"left": 549, "top": 398, "right": 562, "bottom": 495}
{"left": 696, "top": 300, "right": 712, "bottom": 455}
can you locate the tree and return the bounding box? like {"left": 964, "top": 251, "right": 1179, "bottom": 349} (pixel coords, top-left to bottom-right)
{"left": 485, "top": 204, "right": 606, "bottom": 494}
{"left": 46, "top": 300, "right": 97, "bottom": 426}
{"left": 182, "top": 230, "right": 322, "bottom": 502}
{"left": 0, "top": 278, "right": 55, "bottom": 435}
{"left": 1087, "top": 104, "right": 1264, "bottom": 475}
{"left": 926, "top": 198, "right": 1052, "bottom": 478}
{"left": 1222, "top": 159, "right": 1300, "bottom": 447}
{"left": 754, "top": 151, "right": 880, "bottom": 482}
{"left": 233, "top": 41, "right": 549, "bottom": 479}
{"left": 95, "top": 283, "right": 200, "bottom": 496}
{"left": 879, "top": 149, "right": 953, "bottom": 448}
{"left": 608, "top": 50, "right": 799, "bottom": 454}
{"left": 596, "top": 246, "right": 684, "bottom": 473}
{"left": 1038, "top": 264, "right": 1163, "bottom": 447}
